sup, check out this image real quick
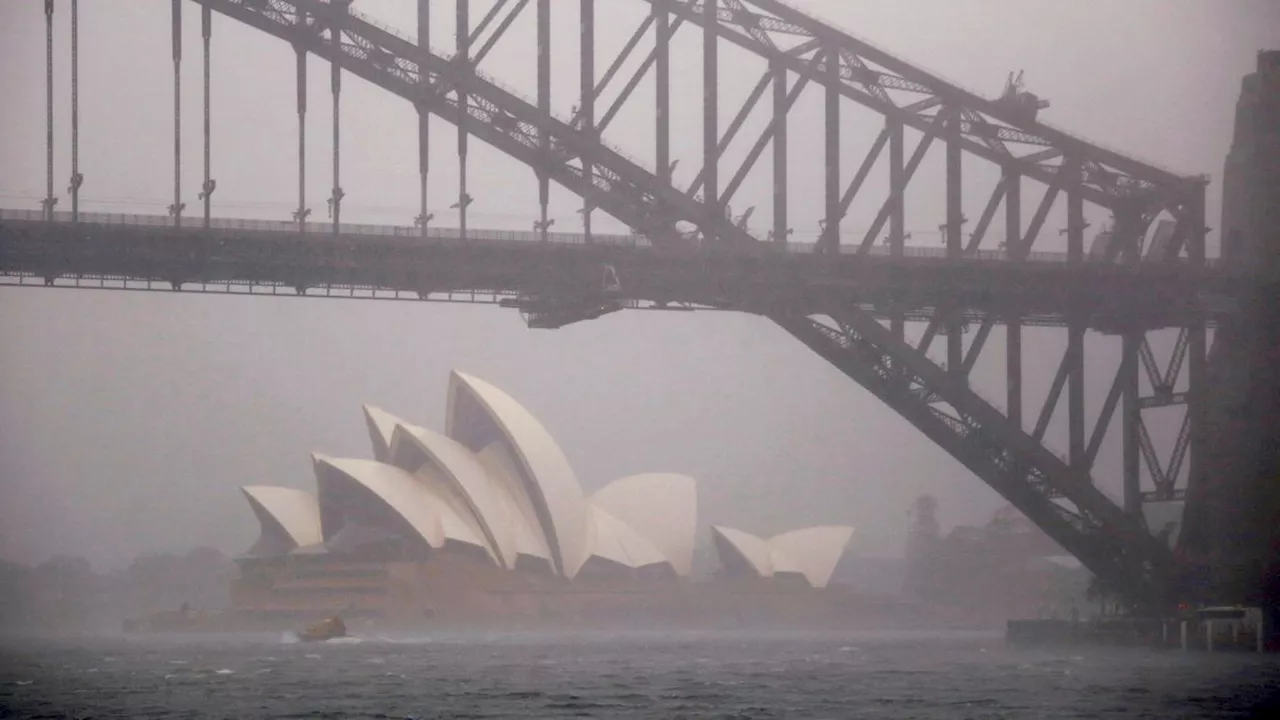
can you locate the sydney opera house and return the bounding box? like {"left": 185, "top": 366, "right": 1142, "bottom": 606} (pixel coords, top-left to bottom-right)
{"left": 232, "top": 371, "right": 854, "bottom": 627}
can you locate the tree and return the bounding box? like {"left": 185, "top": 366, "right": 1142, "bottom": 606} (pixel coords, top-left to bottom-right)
{"left": 1085, "top": 575, "right": 1120, "bottom": 618}
{"left": 904, "top": 494, "right": 941, "bottom": 597}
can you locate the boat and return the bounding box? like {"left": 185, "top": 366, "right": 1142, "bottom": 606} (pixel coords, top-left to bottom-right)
{"left": 297, "top": 615, "right": 347, "bottom": 642}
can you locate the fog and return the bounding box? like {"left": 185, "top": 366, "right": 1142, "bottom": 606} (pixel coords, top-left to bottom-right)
{"left": 1, "top": 0, "right": 1277, "bottom": 571}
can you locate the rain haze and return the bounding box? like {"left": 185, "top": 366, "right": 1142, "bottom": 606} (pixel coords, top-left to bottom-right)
{"left": 0, "top": 0, "right": 1277, "bottom": 575}
{"left": 5, "top": 1, "right": 1280, "bottom": 717}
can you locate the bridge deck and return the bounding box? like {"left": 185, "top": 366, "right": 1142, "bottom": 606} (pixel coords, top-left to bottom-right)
{"left": 1, "top": 210, "right": 1239, "bottom": 331}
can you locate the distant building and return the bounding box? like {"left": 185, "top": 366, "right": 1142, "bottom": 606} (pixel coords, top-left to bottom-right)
{"left": 233, "top": 371, "right": 853, "bottom": 626}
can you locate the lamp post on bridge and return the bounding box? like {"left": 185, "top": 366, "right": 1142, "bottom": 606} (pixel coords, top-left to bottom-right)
{"left": 938, "top": 217, "right": 968, "bottom": 247}
{"left": 415, "top": 212, "right": 434, "bottom": 235}
{"left": 534, "top": 218, "right": 555, "bottom": 243}
{"left": 450, "top": 194, "right": 473, "bottom": 239}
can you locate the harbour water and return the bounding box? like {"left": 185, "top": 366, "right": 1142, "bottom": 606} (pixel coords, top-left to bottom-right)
{"left": 2, "top": 629, "right": 1277, "bottom": 718}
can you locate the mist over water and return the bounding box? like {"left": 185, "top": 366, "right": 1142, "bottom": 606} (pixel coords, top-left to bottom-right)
{"left": 3, "top": 630, "right": 1278, "bottom": 718}
{"left": 3, "top": 0, "right": 1280, "bottom": 715}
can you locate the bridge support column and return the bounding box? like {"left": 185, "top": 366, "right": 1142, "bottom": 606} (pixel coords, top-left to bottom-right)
{"left": 536, "top": 0, "right": 550, "bottom": 242}
{"left": 1007, "top": 312, "right": 1023, "bottom": 431}
{"left": 171, "top": 0, "right": 184, "bottom": 227}
{"left": 1005, "top": 164, "right": 1022, "bottom": 427}
{"left": 200, "top": 4, "right": 214, "bottom": 229}
{"left": 329, "top": 3, "right": 348, "bottom": 235}
{"left": 1123, "top": 331, "right": 1142, "bottom": 514}
{"left": 329, "top": 65, "right": 342, "bottom": 234}
{"left": 293, "top": 46, "right": 308, "bottom": 233}
{"left": 579, "top": 0, "right": 593, "bottom": 243}
{"left": 1066, "top": 157, "right": 1086, "bottom": 470}
{"left": 1067, "top": 156, "right": 1085, "bottom": 262}
{"left": 702, "top": 0, "right": 718, "bottom": 223}
{"left": 888, "top": 118, "right": 904, "bottom": 338}
{"left": 69, "top": 0, "right": 80, "bottom": 222}
{"left": 655, "top": 2, "right": 670, "bottom": 189}
{"left": 771, "top": 58, "right": 787, "bottom": 248}
{"left": 945, "top": 108, "right": 963, "bottom": 378}
{"left": 456, "top": 0, "right": 470, "bottom": 241}
{"left": 1068, "top": 317, "right": 1086, "bottom": 471}
{"left": 823, "top": 49, "right": 840, "bottom": 253}
{"left": 43, "top": 0, "right": 57, "bottom": 221}
{"left": 416, "top": 0, "right": 430, "bottom": 237}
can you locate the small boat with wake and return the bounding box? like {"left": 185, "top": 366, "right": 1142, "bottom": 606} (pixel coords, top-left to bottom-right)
{"left": 297, "top": 615, "right": 347, "bottom": 642}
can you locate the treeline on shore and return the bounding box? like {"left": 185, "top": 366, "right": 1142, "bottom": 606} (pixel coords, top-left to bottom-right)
{"left": 0, "top": 547, "right": 234, "bottom": 633}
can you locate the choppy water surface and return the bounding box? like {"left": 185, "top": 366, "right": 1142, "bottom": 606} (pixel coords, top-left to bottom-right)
{"left": 2, "top": 629, "right": 1278, "bottom": 718}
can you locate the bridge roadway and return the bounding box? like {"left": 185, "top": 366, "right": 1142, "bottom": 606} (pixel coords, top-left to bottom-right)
{"left": 0, "top": 208, "right": 1238, "bottom": 332}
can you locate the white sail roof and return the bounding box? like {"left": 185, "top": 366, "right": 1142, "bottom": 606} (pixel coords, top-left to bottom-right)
{"left": 240, "top": 485, "right": 323, "bottom": 555}
{"left": 475, "top": 442, "right": 555, "bottom": 571}
{"left": 712, "top": 525, "right": 774, "bottom": 578}
{"left": 363, "top": 405, "right": 407, "bottom": 463}
{"left": 584, "top": 506, "right": 671, "bottom": 572}
{"left": 591, "top": 474, "right": 698, "bottom": 576}
{"left": 242, "top": 370, "right": 716, "bottom": 582}
{"left": 768, "top": 526, "right": 854, "bottom": 589}
{"left": 312, "top": 455, "right": 490, "bottom": 558}
{"left": 711, "top": 524, "right": 854, "bottom": 588}
{"left": 389, "top": 423, "right": 520, "bottom": 568}
{"left": 446, "top": 371, "right": 588, "bottom": 578}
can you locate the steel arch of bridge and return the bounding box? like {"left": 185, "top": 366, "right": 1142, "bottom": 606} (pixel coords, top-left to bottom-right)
{"left": 16, "top": 0, "right": 1224, "bottom": 605}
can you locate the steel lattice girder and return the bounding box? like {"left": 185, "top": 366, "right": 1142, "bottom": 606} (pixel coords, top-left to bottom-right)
{"left": 774, "top": 309, "right": 1179, "bottom": 606}
{"left": 201, "top": 0, "right": 1209, "bottom": 244}
{"left": 197, "top": 0, "right": 756, "bottom": 248}
{"left": 661, "top": 0, "right": 1201, "bottom": 209}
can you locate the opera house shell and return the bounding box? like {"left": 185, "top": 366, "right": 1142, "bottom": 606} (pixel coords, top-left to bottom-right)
{"left": 711, "top": 526, "right": 854, "bottom": 589}
{"left": 233, "top": 371, "right": 853, "bottom": 626}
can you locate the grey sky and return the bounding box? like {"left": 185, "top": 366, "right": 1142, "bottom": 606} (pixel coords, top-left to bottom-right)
{"left": 1, "top": 0, "right": 1277, "bottom": 569}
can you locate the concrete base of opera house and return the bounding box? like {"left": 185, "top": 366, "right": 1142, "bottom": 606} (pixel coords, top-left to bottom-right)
{"left": 225, "top": 553, "right": 932, "bottom": 632}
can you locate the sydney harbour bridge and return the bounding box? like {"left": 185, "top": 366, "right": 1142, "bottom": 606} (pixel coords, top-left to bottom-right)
{"left": 2, "top": 0, "right": 1276, "bottom": 611}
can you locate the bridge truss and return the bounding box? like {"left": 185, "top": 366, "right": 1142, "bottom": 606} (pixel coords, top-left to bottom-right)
{"left": 2, "top": 0, "right": 1234, "bottom": 606}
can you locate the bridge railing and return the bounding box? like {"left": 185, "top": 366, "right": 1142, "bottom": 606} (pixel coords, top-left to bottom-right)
{"left": 0, "top": 208, "right": 647, "bottom": 247}
{"left": 1, "top": 208, "right": 1220, "bottom": 268}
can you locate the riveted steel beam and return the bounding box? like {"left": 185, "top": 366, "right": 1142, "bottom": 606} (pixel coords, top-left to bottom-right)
{"left": 472, "top": 0, "right": 530, "bottom": 67}
{"left": 720, "top": 54, "right": 816, "bottom": 208}
{"left": 857, "top": 108, "right": 948, "bottom": 253}
{"left": 775, "top": 307, "right": 1178, "bottom": 608}
{"left": 702, "top": 0, "right": 719, "bottom": 214}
